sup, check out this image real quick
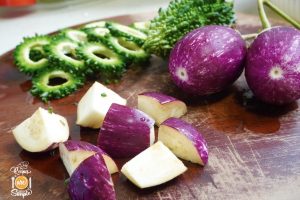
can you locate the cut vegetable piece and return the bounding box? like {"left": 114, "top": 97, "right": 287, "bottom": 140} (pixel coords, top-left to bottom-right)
{"left": 106, "top": 22, "right": 147, "bottom": 45}
{"left": 158, "top": 118, "right": 208, "bottom": 165}
{"left": 45, "top": 37, "right": 86, "bottom": 74}
{"left": 31, "top": 68, "right": 85, "bottom": 102}
{"left": 68, "top": 153, "right": 116, "bottom": 200}
{"left": 121, "top": 141, "right": 187, "bottom": 188}
{"left": 130, "top": 21, "right": 150, "bottom": 33}
{"left": 76, "top": 81, "right": 126, "bottom": 128}
{"left": 84, "top": 27, "right": 111, "bottom": 43}
{"left": 59, "top": 29, "right": 88, "bottom": 43}
{"left": 105, "top": 36, "right": 150, "bottom": 63}
{"left": 83, "top": 20, "right": 107, "bottom": 28}
{"left": 98, "top": 103, "right": 155, "bottom": 158}
{"left": 59, "top": 140, "right": 118, "bottom": 175}
{"left": 76, "top": 42, "right": 125, "bottom": 76}
{"left": 12, "top": 107, "right": 69, "bottom": 152}
{"left": 138, "top": 92, "right": 187, "bottom": 125}
{"left": 14, "top": 35, "right": 50, "bottom": 75}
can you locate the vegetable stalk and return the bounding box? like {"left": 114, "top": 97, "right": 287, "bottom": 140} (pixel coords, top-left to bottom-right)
{"left": 257, "top": 0, "right": 300, "bottom": 29}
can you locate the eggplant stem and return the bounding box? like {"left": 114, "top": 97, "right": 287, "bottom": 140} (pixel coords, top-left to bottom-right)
{"left": 242, "top": 33, "right": 258, "bottom": 40}
{"left": 264, "top": 0, "right": 300, "bottom": 29}
{"left": 258, "top": 0, "right": 271, "bottom": 29}
{"left": 257, "top": 0, "right": 300, "bottom": 30}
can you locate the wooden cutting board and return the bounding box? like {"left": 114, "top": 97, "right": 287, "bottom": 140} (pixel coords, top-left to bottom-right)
{"left": 0, "top": 13, "right": 299, "bottom": 200}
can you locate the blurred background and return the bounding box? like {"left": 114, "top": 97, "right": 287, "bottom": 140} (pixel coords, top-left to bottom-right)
{"left": 0, "top": 0, "right": 299, "bottom": 54}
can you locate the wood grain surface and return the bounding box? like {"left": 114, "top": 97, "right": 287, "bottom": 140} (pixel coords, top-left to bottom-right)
{"left": 0, "top": 13, "right": 300, "bottom": 200}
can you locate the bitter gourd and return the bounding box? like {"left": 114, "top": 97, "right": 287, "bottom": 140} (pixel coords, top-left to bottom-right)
{"left": 14, "top": 35, "right": 51, "bottom": 75}
{"left": 59, "top": 29, "right": 88, "bottom": 43}
{"left": 130, "top": 21, "right": 150, "bottom": 33}
{"left": 106, "top": 22, "right": 147, "bottom": 45}
{"left": 31, "top": 68, "right": 85, "bottom": 102}
{"left": 45, "top": 37, "right": 86, "bottom": 74}
{"left": 76, "top": 42, "right": 125, "bottom": 76}
{"left": 82, "top": 20, "right": 106, "bottom": 29}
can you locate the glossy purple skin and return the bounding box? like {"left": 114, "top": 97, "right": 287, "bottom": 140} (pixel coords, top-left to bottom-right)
{"left": 245, "top": 26, "right": 300, "bottom": 105}
{"left": 68, "top": 153, "right": 116, "bottom": 200}
{"left": 63, "top": 140, "right": 107, "bottom": 155}
{"left": 98, "top": 103, "right": 155, "bottom": 158}
{"left": 139, "top": 92, "right": 178, "bottom": 104}
{"left": 161, "top": 118, "right": 208, "bottom": 165}
{"left": 169, "top": 25, "right": 247, "bottom": 96}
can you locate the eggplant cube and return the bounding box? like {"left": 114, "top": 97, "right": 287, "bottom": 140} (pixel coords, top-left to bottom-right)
{"left": 68, "top": 153, "right": 116, "bottom": 200}
{"left": 121, "top": 141, "right": 187, "bottom": 188}
{"left": 76, "top": 81, "right": 126, "bottom": 129}
{"left": 59, "top": 140, "right": 118, "bottom": 176}
{"left": 98, "top": 103, "right": 155, "bottom": 158}
{"left": 138, "top": 92, "right": 187, "bottom": 125}
{"left": 12, "top": 107, "right": 69, "bottom": 152}
{"left": 158, "top": 118, "right": 208, "bottom": 165}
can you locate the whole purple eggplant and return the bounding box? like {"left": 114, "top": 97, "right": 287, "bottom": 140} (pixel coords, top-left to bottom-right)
{"left": 245, "top": 26, "right": 300, "bottom": 105}
{"left": 169, "top": 25, "right": 247, "bottom": 96}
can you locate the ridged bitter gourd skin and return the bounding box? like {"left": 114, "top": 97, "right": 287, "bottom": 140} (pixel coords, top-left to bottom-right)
{"left": 77, "top": 42, "right": 126, "bottom": 75}
{"left": 143, "top": 0, "right": 235, "bottom": 57}
{"left": 105, "top": 36, "right": 150, "bottom": 63}
{"left": 130, "top": 21, "right": 150, "bottom": 33}
{"left": 14, "top": 35, "right": 51, "bottom": 75}
{"left": 106, "top": 22, "right": 147, "bottom": 46}
{"left": 83, "top": 27, "right": 111, "bottom": 44}
{"left": 45, "top": 37, "right": 86, "bottom": 74}
{"left": 82, "top": 20, "right": 107, "bottom": 29}
{"left": 31, "top": 68, "right": 85, "bottom": 102}
{"left": 59, "top": 29, "right": 88, "bottom": 43}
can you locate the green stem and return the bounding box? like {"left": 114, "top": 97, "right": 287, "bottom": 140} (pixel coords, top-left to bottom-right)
{"left": 257, "top": 0, "right": 271, "bottom": 29}
{"left": 242, "top": 33, "right": 258, "bottom": 40}
{"left": 264, "top": 0, "right": 300, "bottom": 29}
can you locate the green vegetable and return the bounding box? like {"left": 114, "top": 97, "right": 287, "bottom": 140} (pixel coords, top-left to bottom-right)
{"left": 130, "top": 21, "right": 150, "bottom": 33}
{"left": 85, "top": 27, "right": 149, "bottom": 63}
{"left": 77, "top": 42, "right": 125, "bottom": 76}
{"left": 106, "top": 22, "right": 147, "bottom": 45}
{"left": 83, "top": 27, "right": 111, "bottom": 44}
{"left": 105, "top": 36, "right": 150, "bottom": 63}
{"left": 59, "top": 29, "right": 88, "bottom": 43}
{"left": 45, "top": 37, "right": 86, "bottom": 74}
{"left": 101, "top": 92, "right": 107, "bottom": 97}
{"left": 14, "top": 35, "right": 51, "bottom": 75}
{"left": 143, "top": 0, "right": 235, "bottom": 57}
{"left": 31, "top": 68, "right": 85, "bottom": 102}
{"left": 82, "top": 20, "right": 106, "bottom": 29}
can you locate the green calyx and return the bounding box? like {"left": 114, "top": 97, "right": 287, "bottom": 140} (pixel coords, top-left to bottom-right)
{"left": 45, "top": 37, "right": 86, "bottom": 74}
{"left": 14, "top": 35, "right": 51, "bottom": 75}
{"left": 143, "top": 0, "right": 235, "bottom": 57}
{"left": 31, "top": 68, "right": 85, "bottom": 102}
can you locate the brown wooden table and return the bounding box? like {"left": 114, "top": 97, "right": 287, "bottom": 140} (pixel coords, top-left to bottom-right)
{"left": 0, "top": 13, "right": 299, "bottom": 200}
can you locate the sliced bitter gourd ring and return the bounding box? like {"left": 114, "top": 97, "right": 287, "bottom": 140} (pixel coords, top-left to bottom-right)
{"left": 59, "top": 29, "right": 88, "bottom": 43}
{"left": 77, "top": 42, "right": 125, "bottom": 76}
{"left": 82, "top": 20, "right": 106, "bottom": 29}
{"left": 130, "top": 21, "right": 150, "bottom": 33}
{"left": 106, "top": 22, "right": 147, "bottom": 46}
{"left": 83, "top": 27, "right": 111, "bottom": 43}
{"left": 14, "top": 35, "right": 50, "bottom": 75}
{"left": 106, "top": 36, "right": 150, "bottom": 63}
{"left": 45, "top": 37, "right": 86, "bottom": 74}
{"left": 31, "top": 69, "right": 85, "bottom": 102}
